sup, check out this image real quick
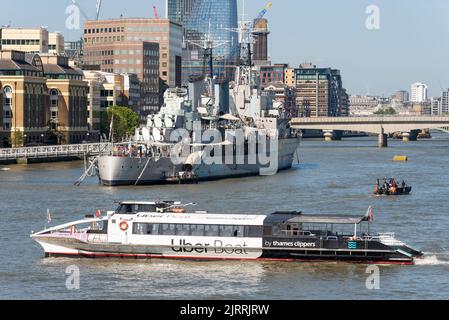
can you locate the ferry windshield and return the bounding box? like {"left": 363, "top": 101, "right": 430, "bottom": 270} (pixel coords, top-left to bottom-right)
{"left": 115, "top": 203, "right": 157, "bottom": 215}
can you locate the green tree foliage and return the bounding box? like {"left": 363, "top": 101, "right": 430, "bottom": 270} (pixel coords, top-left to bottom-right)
{"left": 101, "top": 106, "right": 139, "bottom": 142}
{"left": 374, "top": 107, "right": 397, "bottom": 115}
{"left": 11, "top": 130, "right": 24, "bottom": 147}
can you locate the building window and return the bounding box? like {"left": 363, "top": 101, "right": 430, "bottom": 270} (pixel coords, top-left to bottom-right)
{"left": 2, "top": 86, "right": 13, "bottom": 129}
{"left": 49, "top": 89, "right": 59, "bottom": 130}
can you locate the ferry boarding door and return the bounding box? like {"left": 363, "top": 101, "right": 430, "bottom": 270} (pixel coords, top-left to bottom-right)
{"left": 108, "top": 216, "right": 130, "bottom": 244}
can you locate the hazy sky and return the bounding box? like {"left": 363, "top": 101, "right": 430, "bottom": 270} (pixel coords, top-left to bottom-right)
{"left": 1, "top": 0, "right": 449, "bottom": 97}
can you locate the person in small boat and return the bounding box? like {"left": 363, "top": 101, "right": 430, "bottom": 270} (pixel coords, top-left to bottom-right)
{"left": 384, "top": 181, "right": 390, "bottom": 193}
{"left": 375, "top": 179, "right": 380, "bottom": 194}
{"left": 401, "top": 180, "right": 406, "bottom": 189}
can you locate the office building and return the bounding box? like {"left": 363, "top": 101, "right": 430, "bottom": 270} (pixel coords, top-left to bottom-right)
{"left": 83, "top": 18, "right": 182, "bottom": 88}
{"left": 0, "top": 27, "right": 64, "bottom": 54}
{"left": 0, "top": 51, "right": 47, "bottom": 147}
{"left": 0, "top": 50, "right": 89, "bottom": 147}
{"left": 294, "top": 63, "right": 349, "bottom": 117}
{"left": 431, "top": 97, "right": 442, "bottom": 116}
{"left": 411, "top": 82, "right": 428, "bottom": 103}
{"left": 284, "top": 68, "right": 295, "bottom": 87}
{"left": 392, "top": 90, "right": 409, "bottom": 103}
{"left": 40, "top": 54, "right": 89, "bottom": 144}
{"left": 259, "top": 63, "right": 288, "bottom": 88}
{"left": 48, "top": 32, "right": 64, "bottom": 54}
{"left": 441, "top": 90, "right": 449, "bottom": 115}
{"left": 349, "top": 95, "right": 382, "bottom": 116}
{"left": 83, "top": 70, "right": 142, "bottom": 131}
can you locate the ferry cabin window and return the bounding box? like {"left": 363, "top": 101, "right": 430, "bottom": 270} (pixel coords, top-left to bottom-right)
{"left": 233, "top": 226, "right": 245, "bottom": 237}
{"left": 133, "top": 223, "right": 158, "bottom": 235}
{"left": 204, "top": 225, "right": 219, "bottom": 237}
{"left": 219, "top": 225, "right": 234, "bottom": 237}
{"left": 132, "top": 223, "right": 260, "bottom": 238}
{"left": 177, "top": 224, "right": 190, "bottom": 236}
{"left": 161, "top": 224, "right": 176, "bottom": 235}
{"left": 246, "top": 226, "right": 263, "bottom": 238}
{"left": 191, "top": 224, "right": 205, "bottom": 236}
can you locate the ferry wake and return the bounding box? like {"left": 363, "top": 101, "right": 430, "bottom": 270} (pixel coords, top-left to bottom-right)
{"left": 31, "top": 201, "right": 422, "bottom": 265}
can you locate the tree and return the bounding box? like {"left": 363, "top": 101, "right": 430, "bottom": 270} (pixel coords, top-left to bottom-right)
{"left": 11, "top": 130, "right": 24, "bottom": 148}
{"left": 374, "top": 107, "right": 396, "bottom": 115}
{"left": 101, "top": 106, "right": 139, "bottom": 142}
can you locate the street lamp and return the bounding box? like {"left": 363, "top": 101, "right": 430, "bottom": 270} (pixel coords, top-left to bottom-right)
{"left": 41, "top": 134, "right": 44, "bottom": 146}
{"left": 23, "top": 134, "right": 27, "bottom": 146}
{"left": 86, "top": 132, "right": 90, "bottom": 143}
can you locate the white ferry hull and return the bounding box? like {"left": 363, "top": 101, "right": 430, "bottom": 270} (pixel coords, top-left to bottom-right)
{"left": 34, "top": 236, "right": 264, "bottom": 260}
{"left": 98, "top": 138, "right": 300, "bottom": 186}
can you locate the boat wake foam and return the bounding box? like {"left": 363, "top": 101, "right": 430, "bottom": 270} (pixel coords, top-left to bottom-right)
{"left": 415, "top": 254, "right": 449, "bottom": 266}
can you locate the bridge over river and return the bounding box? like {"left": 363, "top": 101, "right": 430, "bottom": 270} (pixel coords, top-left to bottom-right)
{"left": 290, "top": 116, "right": 449, "bottom": 147}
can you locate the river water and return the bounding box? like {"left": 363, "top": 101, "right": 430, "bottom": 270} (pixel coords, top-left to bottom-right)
{"left": 1, "top": 133, "right": 449, "bottom": 300}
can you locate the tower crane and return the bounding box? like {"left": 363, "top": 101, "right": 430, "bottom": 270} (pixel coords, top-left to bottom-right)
{"left": 153, "top": 6, "right": 159, "bottom": 19}
{"left": 95, "top": 0, "right": 102, "bottom": 20}
{"left": 255, "top": 2, "right": 273, "bottom": 21}
{"left": 70, "top": 0, "right": 103, "bottom": 20}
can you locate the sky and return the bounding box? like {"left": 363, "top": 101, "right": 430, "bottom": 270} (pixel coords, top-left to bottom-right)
{"left": 1, "top": 0, "right": 449, "bottom": 97}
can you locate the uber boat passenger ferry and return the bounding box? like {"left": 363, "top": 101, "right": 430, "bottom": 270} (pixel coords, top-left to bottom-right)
{"left": 31, "top": 201, "right": 423, "bottom": 265}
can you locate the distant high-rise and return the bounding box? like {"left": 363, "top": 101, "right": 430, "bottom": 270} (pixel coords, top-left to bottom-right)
{"left": 392, "top": 90, "right": 409, "bottom": 103}
{"left": 441, "top": 90, "right": 449, "bottom": 115}
{"left": 182, "top": 0, "right": 238, "bottom": 84}
{"left": 411, "top": 82, "right": 428, "bottom": 103}
{"left": 294, "top": 63, "right": 349, "bottom": 117}
{"left": 252, "top": 18, "right": 270, "bottom": 65}
{"left": 166, "top": 0, "right": 198, "bottom": 28}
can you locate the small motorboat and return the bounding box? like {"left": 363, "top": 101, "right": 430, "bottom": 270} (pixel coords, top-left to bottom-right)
{"left": 0, "top": 168, "right": 11, "bottom": 172}
{"left": 374, "top": 178, "right": 412, "bottom": 196}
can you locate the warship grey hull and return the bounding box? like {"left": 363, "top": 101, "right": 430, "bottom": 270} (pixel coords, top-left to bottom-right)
{"left": 98, "top": 138, "right": 300, "bottom": 186}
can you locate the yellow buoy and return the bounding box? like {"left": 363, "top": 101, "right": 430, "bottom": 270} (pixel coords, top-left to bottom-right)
{"left": 393, "top": 155, "right": 408, "bottom": 162}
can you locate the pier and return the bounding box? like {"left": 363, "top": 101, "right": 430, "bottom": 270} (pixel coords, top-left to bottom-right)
{"left": 0, "top": 143, "right": 113, "bottom": 164}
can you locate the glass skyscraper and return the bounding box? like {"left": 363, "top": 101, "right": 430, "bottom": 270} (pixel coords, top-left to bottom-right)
{"left": 166, "top": 0, "right": 198, "bottom": 29}
{"left": 182, "top": 0, "right": 239, "bottom": 84}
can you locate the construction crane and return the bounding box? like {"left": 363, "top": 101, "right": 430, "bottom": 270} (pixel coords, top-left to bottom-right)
{"left": 256, "top": 2, "right": 273, "bottom": 21}
{"left": 70, "top": 0, "right": 102, "bottom": 20}
{"left": 95, "top": 0, "right": 102, "bottom": 20}
{"left": 153, "top": 6, "right": 159, "bottom": 19}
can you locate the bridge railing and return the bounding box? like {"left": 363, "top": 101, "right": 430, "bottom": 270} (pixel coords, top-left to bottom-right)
{"left": 0, "top": 143, "right": 113, "bottom": 160}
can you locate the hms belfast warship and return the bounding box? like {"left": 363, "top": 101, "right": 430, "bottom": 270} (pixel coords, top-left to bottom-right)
{"left": 94, "top": 21, "right": 300, "bottom": 186}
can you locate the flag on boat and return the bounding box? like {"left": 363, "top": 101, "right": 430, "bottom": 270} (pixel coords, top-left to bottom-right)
{"left": 366, "top": 206, "right": 374, "bottom": 222}
{"left": 47, "top": 209, "right": 52, "bottom": 224}
{"left": 96, "top": 209, "right": 102, "bottom": 218}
